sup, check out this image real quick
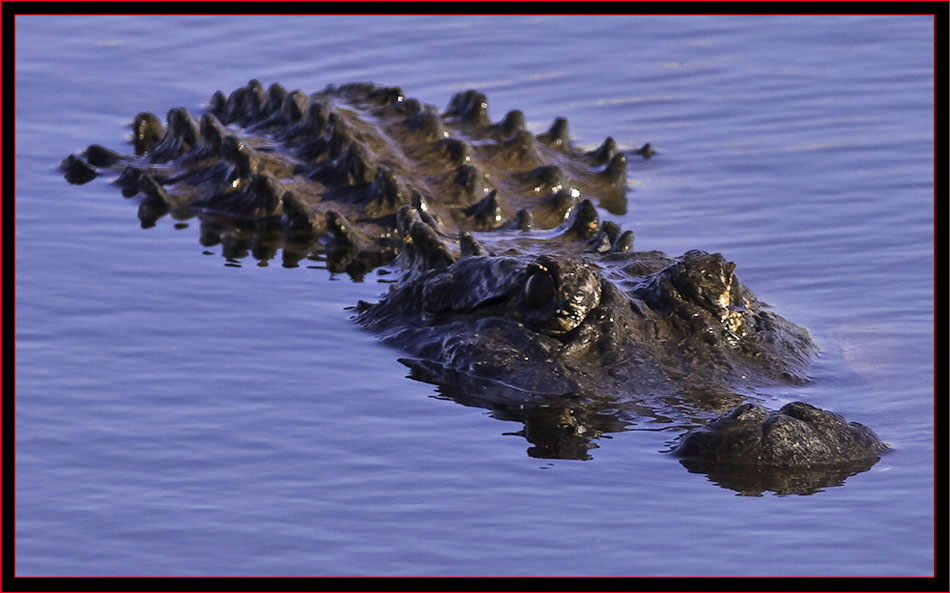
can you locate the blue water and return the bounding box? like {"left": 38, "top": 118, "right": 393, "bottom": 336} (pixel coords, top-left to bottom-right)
{"left": 15, "top": 15, "right": 934, "bottom": 576}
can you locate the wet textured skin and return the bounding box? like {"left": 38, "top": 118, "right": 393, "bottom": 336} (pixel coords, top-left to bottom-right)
{"left": 63, "top": 80, "right": 886, "bottom": 491}
{"left": 673, "top": 402, "right": 888, "bottom": 495}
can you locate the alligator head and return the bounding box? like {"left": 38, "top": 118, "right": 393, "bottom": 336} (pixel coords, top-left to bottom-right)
{"left": 358, "top": 218, "right": 818, "bottom": 401}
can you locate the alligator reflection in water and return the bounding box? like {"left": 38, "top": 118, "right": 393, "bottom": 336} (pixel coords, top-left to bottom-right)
{"left": 678, "top": 457, "right": 880, "bottom": 497}
{"left": 62, "top": 80, "right": 887, "bottom": 495}
{"left": 410, "top": 360, "right": 748, "bottom": 462}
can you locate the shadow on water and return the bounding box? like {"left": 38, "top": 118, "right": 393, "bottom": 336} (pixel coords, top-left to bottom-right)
{"left": 677, "top": 457, "right": 882, "bottom": 497}
{"left": 54, "top": 159, "right": 384, "bottom": 276}
{"left": 399, "top": 356, "right": 883, "bottom": 496}
{"left": 129, "top": 194, "right": 388, "bottom": 279}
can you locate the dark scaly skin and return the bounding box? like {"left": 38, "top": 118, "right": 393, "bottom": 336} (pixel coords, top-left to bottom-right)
{"left": 673, "top": 402, "right": 888, "bottom": 495}
{"left": 62, "top": 80, "right": 886, "bottom": 491}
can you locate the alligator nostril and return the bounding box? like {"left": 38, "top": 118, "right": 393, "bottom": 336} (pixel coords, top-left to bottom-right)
{"left": 524, "top": 270, "right": 556, "bottom": 309}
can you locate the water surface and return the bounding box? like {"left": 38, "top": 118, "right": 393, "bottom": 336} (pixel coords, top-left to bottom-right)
{"left": 15, "top": 15, "right": 934, "bottom": 576}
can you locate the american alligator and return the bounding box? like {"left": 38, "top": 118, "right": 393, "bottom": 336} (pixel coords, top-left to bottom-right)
{"left": 62, "top": 80, "right": 887, "bottom": 494}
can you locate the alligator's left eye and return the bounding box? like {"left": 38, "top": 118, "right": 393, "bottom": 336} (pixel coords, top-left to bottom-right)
{"left": 524, "top": 269, "right": 556, "bottom": 309}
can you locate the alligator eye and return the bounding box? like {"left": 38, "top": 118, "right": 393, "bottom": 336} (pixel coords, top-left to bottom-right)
{"left": 524, "top": 270, "right": 556, "bottom": 309}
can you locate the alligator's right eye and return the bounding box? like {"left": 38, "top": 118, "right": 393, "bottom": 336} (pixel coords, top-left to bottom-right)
{"left": 524, "top": 270, "right": 556, "bottom": 309}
